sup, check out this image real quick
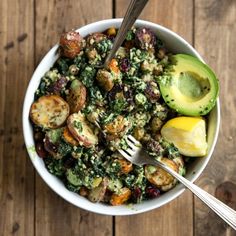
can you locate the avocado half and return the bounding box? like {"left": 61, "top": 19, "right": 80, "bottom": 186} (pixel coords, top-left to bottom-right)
{"left": 159, "top": 54, "right": 219, "bottom": 116}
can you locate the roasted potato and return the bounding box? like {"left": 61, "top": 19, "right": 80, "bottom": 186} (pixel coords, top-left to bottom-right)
{"left": 117, "top": 159, "right": 133, "bottom": 174}
{"left": 30, "top": 95, "right": 69, "bottom": 129}
{"left": 145, "top": 158, "right": 179, "bottom": 191}
{"left": 66, "top": 80, "right": 87, "bottom": 113}
{"left": 63, "top": 126, "right": 79, "bottom": 146}
{"left": 88, "top": 178, "right": 108, "bottom": 203}
{"left": 67, "top": 112, "right": 98, "bottom": 147}
{"left": 103, "top": 115, "right": 125, "bottom": 135}
{"left": 86, "top": 47, "right": 98, "bottom": 60}
{"left": 110, "top": 187, "right": 131, "bottom": 206}
{"left": 60, "top": 30, "right": 85, "bottom": 58}
{"left": 96, "top": 69, "right": 114, "bottom": 91}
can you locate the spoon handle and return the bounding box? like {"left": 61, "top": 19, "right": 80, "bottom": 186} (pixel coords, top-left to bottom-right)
{"left": 104, "top": 0, "right": 149, "bottom": 67}
{"left": 149, "top": 158, "right": 236, "bottom": 230}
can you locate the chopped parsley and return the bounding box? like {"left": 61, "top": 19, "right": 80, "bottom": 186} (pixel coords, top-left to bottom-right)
{"left": 73, "top": 121, "right": 83, "bottom": 133}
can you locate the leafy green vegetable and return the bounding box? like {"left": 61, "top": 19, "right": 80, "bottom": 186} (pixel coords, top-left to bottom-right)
{"left": 79, "top": 66, "right": 96, "bottom": 87}
{"left": 56, "top": 58, "right": 70, "bottom": 75}
{"left": 44, "top": 158, "right": 65, "bottom": 177}
{"left": 96, "top": 39, "right": 113, "bottom": 54}
{"left": 58, "top": 142, "right": 73, "bottom": 157}
{"left": 73, "top": 121, "right": 83, "bottom": 133}
{"left": 125, "top": 29, "right": 135, "bottom": 41}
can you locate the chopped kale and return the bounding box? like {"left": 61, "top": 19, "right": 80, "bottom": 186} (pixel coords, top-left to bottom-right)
{"left": 96, "top": 39, "right": 113, "bottom": 54}
{"left": 32, "top": 26, "right": 187, "bottom": 206}
{"left": 109, "top": 98, "right": 127, "bottom": 113}
{"left": 79, "top": 66, "right": 96, "bottom": 87}
{"left": 44, "top": 158, "right": 65, "bottom": 177}
{"left": 58, "top": 142, "right": 73, "bottom": 157}
{"left": 55, "top": 58, "right": 70, "bottom": 75}
{"left": 125, "top": 29, "right": 135, "bottom": 41}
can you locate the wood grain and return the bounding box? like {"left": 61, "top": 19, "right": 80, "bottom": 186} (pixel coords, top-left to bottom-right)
{"left": 194, "top": 0, "right": 236, "bottom": 235}
{"left": 115, "top": 0, "right": 194, "bottom": 42}
{"left": 34, "top": 1, "right": 113, "bottom": 236}
{"left": 0, "top": 0, "right": 35, "bottom": 235}
{"left": 115, "top": 1, "right": 194, "bottom": 235}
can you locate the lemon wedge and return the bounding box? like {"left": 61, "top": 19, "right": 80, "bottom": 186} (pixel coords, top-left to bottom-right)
{"left": 161, "top": 117, "right": 207, "bottom": 156}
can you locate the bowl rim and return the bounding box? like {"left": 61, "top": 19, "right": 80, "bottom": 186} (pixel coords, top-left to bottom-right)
{"left": 22, "top": 18, "right": 220, "bottom": 215}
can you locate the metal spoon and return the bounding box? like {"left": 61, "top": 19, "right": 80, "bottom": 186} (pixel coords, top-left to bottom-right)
{"left": 101, "top": 0, "right": 149, "bottom": 68}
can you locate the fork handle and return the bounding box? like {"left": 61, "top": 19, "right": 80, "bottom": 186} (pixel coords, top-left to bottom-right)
{"left": 148, "top": 159, "right": 236, "bottom": 230}
{"left": 104, "top": 0, "right": 149, "bottom": 67}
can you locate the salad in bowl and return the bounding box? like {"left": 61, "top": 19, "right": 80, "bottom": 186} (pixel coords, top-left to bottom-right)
{"left": 23, "top": 19, "right": 220, "bottom": 215}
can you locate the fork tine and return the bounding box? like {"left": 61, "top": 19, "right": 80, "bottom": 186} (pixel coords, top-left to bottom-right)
{"left": 118, "top": 149, "right": 132, "bottom": 162}
{"left": 125, "top": 148, "right": 135, "bottom": 155}
{"left": 125, "top": 137, "right": 137, "bottom": 150}
{"left": 127, "top": 135, "right": 140, "bottom": 145}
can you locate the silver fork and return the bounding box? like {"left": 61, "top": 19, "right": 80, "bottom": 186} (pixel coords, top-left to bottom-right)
{"left": 119, "top": 135, "right": 236, "bottom": 230}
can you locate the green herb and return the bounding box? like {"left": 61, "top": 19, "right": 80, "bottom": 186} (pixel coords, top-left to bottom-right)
{"left": 156, "top": 38, "right": 164, "bottom": 50}
{"left": 119, "top": 138, "right": 129, "bottom": 150}
{"left": 44, "top": 158, "right": 65, "bottom": 177}
{"left": 130, "top": 48, "right": 149, "bottom": 65}
{"left": 125, "top": 30, "right": 135, "bottom": 41}
{"left": 79, "top": 66, "right": 96, "bottom": 87}
{"left": 74, "top": 121, "right": 83, "bottom": 133}
{"left": 58, "top": 142, "right": 73, "bottom": 156}
{"left": 74, "top": 54, "right": 87, "bottom": 70}
{"left": 56, "top": 58, "right": 69, "bottom": 75}
{"left": 110, "top": 98, "right": 127, "bottom": 113}
{"left": 96, "top": 39, "right": 113, "bottom": 54}
{"left": 105, "top": 160, "right": 121, "bottom": 177}
{"left": 88, "top": 86, "right": 104, "bottom": 105}
{"left": 101, "top": 113, "right": 116, "bottom": 125}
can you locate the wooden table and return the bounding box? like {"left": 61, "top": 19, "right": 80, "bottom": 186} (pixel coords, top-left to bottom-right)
{"left": 1, "top": 0, "right": 236, "bottom": 235}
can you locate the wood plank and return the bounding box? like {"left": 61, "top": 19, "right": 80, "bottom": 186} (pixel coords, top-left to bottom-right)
{"left": 115, "top": 1, "right": 194, "bottom": 236}
{"left": 0, "top": 0, "right": 35, "bottom": 235}
{"left": 34, "top": 1, "right": 113, "bottom": 235}
{"left": 194, "top": 0, "right": 236, "bottom": 235}
{"left": 115, "top": 0, "right": 194, "bottom": 42}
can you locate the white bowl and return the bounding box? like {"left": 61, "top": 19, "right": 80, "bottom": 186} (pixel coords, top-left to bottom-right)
{"left": 23, "top": 19, "right": 220, "bottom": 215}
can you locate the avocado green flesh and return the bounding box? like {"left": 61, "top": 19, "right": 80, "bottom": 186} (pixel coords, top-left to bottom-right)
{"left": 178, "top": 71, "right": 210, "bottom": 101}
{"left": 159, "top": 54, "right": 219, "bottom": 116}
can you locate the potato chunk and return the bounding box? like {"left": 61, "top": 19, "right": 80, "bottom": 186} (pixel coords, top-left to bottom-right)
{"left": 67, "top": 112, "right": 98, "bottom": 147}
{"left": 96, "top": 69, "right": 114, "bottom": 91}
{"left": 145, "top": 158, "right": 178, "bottom": 191}
{"left": 63, "top": 127, "right": 79, "bottom": 146}
{"left": 88, "top": 178, "right": 108, "bottom": 203}
{"left": 103, "top": 115, "right": 125, "bottom": 134}
{"left": 66, "top": 80, "right": 86, "bottom": 113}
{"left": 117, "top": 159, "right": 133, "bottom": 174}
{"left": 30, "top": 95, "right": 69, "bottom": 129}
{"left": 59, "top": 30, "right": 84, "bottom": 58}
